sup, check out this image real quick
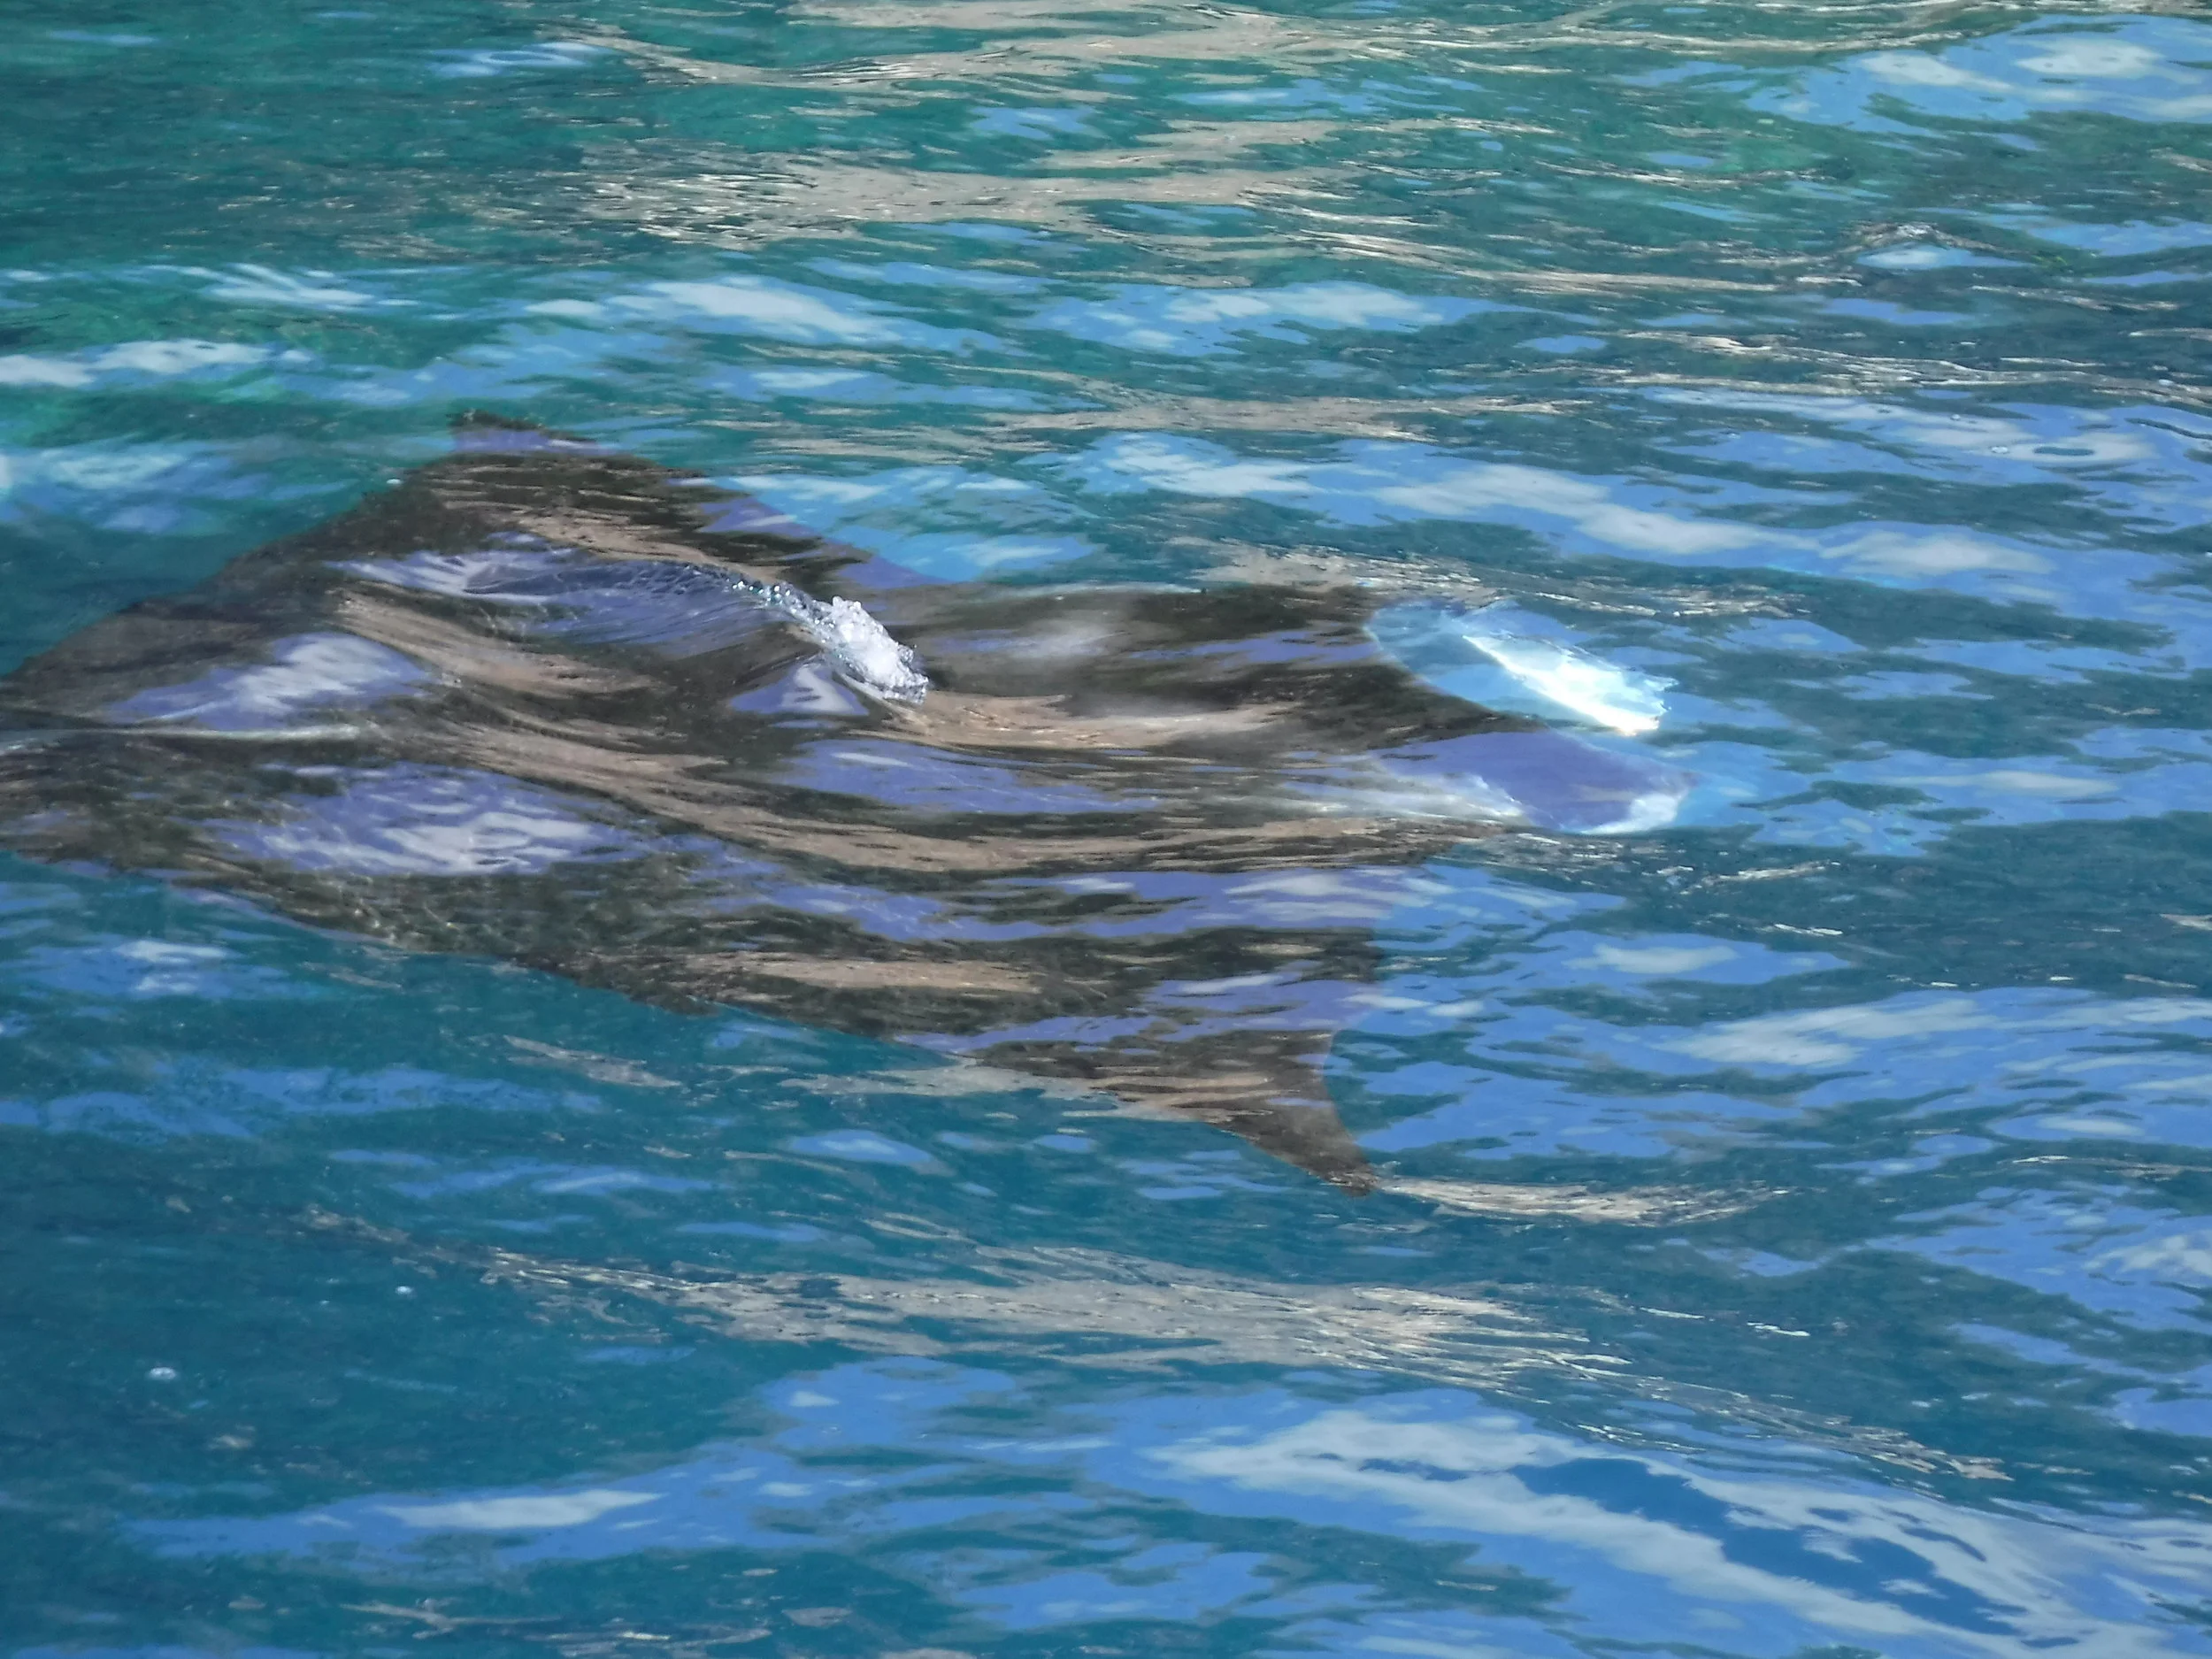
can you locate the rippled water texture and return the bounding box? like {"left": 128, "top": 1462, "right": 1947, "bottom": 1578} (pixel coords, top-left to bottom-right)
{"left": 6, "top": 2, "right": 2212, "bottom": 1655}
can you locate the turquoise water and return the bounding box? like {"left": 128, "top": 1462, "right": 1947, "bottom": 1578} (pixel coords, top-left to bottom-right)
{"left": 6, "top": 1, "right": 2212, "bottom": 1654}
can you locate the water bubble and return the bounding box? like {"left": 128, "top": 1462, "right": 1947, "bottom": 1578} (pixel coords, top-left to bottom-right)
{"left": 147, "top": 1366, "right": 178, "bottom": 1382}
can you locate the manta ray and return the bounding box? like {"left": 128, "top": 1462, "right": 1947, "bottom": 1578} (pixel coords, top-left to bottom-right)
{"left": 0, "top": 414, "right": 1686, "bottom": 1190}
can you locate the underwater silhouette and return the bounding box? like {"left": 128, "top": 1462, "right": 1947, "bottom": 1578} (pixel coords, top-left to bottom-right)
{"left": 0, "top": 414, "right": 1687, "bottom": 1188}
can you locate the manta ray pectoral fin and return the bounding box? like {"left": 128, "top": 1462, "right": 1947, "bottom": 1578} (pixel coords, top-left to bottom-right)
{"left": 976, "top": 1029, "right": 1377, "bottom": 1194}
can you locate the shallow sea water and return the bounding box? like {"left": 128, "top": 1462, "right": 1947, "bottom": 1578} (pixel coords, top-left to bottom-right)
{"left": 6, "top": 1, "right": 2212, "bottom": 1655}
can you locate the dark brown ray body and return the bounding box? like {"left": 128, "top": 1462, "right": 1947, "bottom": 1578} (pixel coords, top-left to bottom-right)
{"left": 0, "top": 416, "right": 1678, "bottom": 1188}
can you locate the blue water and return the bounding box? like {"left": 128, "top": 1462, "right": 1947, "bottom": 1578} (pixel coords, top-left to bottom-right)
{"left": 7, "top": 2, "right": 2212, "bottom": 1655}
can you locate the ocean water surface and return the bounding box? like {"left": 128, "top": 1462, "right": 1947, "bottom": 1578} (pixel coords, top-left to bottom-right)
{"left": 5, "top": 0, "right": 2212, "bottom": 1655}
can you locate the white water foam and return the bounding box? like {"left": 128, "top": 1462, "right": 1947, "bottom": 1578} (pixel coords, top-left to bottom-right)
{"left": 750, "top": 582, "right": 929, "bottom": 703}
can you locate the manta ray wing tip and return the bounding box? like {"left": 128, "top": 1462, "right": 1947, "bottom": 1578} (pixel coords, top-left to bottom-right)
{"left": 448, "top": 410, "right": 605, "bottom": 455}
{"left": 450, "top": 409, "right": 542, "bottom": 431}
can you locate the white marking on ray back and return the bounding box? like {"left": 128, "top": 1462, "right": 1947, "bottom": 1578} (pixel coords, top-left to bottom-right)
{"left": 1580, "top": 788, "right": 1687, "bottom": 834}
{"left": 211, "top": 765, "right": 643, "bottom": 877}
{"left": 106, "top": 634, "right": 428, "bottom": 731}
{"left": 340, "top": 549, "right": 548, "bottom": 599}
{"left": 1456, "top": 611, "right": 1671, "bottom": 736}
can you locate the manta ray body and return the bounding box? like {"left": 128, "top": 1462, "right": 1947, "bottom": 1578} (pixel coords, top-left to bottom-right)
{"left": 0, "top": 416, "right": 1686, "bottom": 1189}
